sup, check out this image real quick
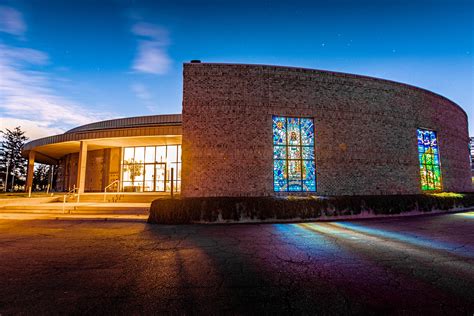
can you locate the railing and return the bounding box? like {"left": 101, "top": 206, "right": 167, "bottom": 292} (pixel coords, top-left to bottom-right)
{"left": 62, "top": 186, "right": 78, "bottom": 214}
{"left": 103, "top": 180, "right": 120, "bottom": 202}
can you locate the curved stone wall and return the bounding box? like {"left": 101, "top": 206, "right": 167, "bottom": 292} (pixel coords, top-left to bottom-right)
{"left": 182, "top": 63, "right": 470, "bottom": 197}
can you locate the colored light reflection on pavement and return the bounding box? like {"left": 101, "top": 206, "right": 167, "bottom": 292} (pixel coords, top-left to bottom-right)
{"left": 0, "top": 212, "right": 473, "bottom": 314}
{"left": 331, "top": 221, "right": 474, "bottom": 259}
{"left": 293, "top": 222, "right": 474, "bottom": 282}
{"left": 455, "top": 211, "right": 474, "bottom": 218}
{"left": 268, "top": 219, "right": 474, "bottom": 313}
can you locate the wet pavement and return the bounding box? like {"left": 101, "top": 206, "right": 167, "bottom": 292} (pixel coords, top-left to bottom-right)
{"left": 0, "top": 212, "right": 473, "bottom": 315}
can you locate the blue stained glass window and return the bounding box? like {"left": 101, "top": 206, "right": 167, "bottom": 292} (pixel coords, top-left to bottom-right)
{"left": 287, "top": 118, "right": 301, "bottom": 146}
{"left": 300, "top": 118, "right": 315, "bottom": 146}
{"left": 273, "top": 146, "right": 286, "bottom": 159}
{"left": 302, "top": 160, "right": 316, "bottom": 191}
{"left": 273, "top": 116, "right": 286, "bottom": 145}
{"left": 302, "top": 147, "right": 314, "bottom": 160}
{"left": 417, "top": 128, "right": 442, "bottom": 191}
{"left": 273, "top": 115, "right": 316, "bottom": 192}
{"left": 274, "top": 159, "right": 287, "bottom": 192}
{"left": 288, "top": 146, "right": 301, "bottom": 159}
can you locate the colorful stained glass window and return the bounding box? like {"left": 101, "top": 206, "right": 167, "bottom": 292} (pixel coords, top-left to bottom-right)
{"left": 273, "top": 116, "right": 316, "bottom": 192}
{"left": 417, "top": 129, "right": 442, "bottom": 191}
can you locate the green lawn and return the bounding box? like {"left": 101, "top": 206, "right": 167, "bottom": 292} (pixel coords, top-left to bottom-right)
{"left": 0, "top": 192, "right": 55, "bottom": 199}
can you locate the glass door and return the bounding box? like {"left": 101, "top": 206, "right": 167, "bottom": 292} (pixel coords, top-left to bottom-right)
{"left": 144, "top": 164, "right": 155, "bottom": 192}
{"left": 155, "top": 163, "right": 166, "bottom": 192}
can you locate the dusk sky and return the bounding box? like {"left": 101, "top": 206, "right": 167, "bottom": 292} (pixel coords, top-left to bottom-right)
{"left": 0, "top": 0, "right": 473, "bottom": 139}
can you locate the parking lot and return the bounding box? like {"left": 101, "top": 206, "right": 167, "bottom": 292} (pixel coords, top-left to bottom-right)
{"left": 0, "top": 212, "right": 473, "bottom": 314}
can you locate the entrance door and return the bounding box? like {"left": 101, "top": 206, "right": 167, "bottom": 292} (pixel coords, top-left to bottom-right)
{"left": 155, "top": 163, "right": 166, "bottom": 192}
{"left": 144, "top": 164, "right": 155, "bottom": 192}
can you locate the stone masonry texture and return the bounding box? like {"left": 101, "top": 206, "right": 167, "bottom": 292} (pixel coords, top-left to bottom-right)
{"left": 181, "top": 63, "right": 470, "bottom": 197}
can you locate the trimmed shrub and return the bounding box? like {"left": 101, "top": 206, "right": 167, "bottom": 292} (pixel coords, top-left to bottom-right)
{"left": 147, "top": 193, "right": 474, "bottom": 224}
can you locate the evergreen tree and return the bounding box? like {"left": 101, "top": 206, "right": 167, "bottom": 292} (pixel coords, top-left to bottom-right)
{"left": 0, "top": 126, "right": 28, "bottom": 191}
{"left": 33, "top": 164, "right": 50, "bottom": 191}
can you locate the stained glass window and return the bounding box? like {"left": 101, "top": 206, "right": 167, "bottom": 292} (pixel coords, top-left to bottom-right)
{"left": 273, "top": 116, "right": 316, "bottom": 192}
{"left": 417, "top": 129, "right": 442, "bottom": 191}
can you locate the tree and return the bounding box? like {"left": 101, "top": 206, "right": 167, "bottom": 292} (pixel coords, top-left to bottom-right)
{"left": 123, "top": 158, "right": 143, "bottom": 191}
{"left": 33, "top": 164, "right": 50, "bottom": 191}
{"left": 0, "top": 126, "right": 28, "bottom": 191}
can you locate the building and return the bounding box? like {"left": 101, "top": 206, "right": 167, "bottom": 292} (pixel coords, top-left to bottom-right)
{"left": 22, "top": 62, "right": 472, "bottom": 196}
{"left": 470, "top": 137, "right": 474, "bottom": 181}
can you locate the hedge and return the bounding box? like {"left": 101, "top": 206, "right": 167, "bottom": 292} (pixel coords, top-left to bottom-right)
{"left": 147, "top": 193, "right": 474, "bottom": 224}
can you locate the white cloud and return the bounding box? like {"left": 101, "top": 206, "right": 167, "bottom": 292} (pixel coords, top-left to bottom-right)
{"left": 131, "top": 83, "right": 151, "bottom": 100}
{"left": 132, "top": 23, "right": 169, "bottom": 44}
{"left": 131, "top": 22, "right": 171, "bottom": 75}
{"left": 0, "top": 117, "right": 63, "bottom": 140}
{"left": 1, "top": 46, "right": 48, "bottom": 64}
{"left": 0, "top": 43, "right": 114, "bottom": 140}
{"left": 0, "top": 5, "right": 26, "bottom": 36}
{"left": 130, "top": 83, "right": 158, "bottom": 112}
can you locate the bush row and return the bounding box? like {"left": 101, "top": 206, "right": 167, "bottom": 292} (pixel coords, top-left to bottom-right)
{"left": 147, "top": 193, "right": 474, "bottom": 224}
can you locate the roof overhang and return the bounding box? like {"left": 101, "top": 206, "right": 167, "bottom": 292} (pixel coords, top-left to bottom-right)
{"left": 22, "top": 123, "right": 182, "bottom": 164}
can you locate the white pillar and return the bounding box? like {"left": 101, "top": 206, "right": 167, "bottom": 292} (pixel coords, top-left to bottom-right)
{"left": 76, "top": 141, "right": 88, "bottom": 194}
{"left": 25, "top": 151, "right": 35, "bottom": 192}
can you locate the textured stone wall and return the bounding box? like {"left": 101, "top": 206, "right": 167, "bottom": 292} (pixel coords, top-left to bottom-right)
{"left": 55, "top": 159, "right": 66, "bottom": 192}
{"left": 105, "top": 148, "right": 121, "bottom": 190}
{"left": 84, "top": 149, "right": 105, "bottom": 192}
{"left": 181, "top": 63, "right": 471, "bottom": 197}
{"left": 58, "top": 149, "right": 115, "bottom": 192}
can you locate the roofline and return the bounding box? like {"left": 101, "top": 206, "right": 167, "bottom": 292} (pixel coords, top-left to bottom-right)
{"left": 23, "top": 113, "right": 182, "bottom": 151}
{"left": 66, "top": 113, "right": 182, "bottom": 133}
{"left": 184, "top": 62, "right": 468, "bottom": 118}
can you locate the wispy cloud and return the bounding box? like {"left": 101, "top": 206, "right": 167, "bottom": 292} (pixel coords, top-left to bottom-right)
{"left": 131, "top": 22, "right": 171, "bottom": 75}
{"left": 131, "top": 82, "right": 151, "bottom": 100}
{"left": 0, "top": 5, "right": 116, "bottom": 140}
{"left": 0, "top": 43, "right": 113, "bottom": 140}
{"left": 0, "top": 5, "right": 26, "bottom": 36}
{"left": 130, "top": 82, "right": 158, "bottom": 112}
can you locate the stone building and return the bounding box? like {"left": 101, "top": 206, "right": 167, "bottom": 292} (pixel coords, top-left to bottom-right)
{"left": 22, "top": 62, "right": 471, "bottom": 196}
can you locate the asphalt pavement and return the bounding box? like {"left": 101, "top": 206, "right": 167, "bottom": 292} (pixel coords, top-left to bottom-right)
{"left": 0, "top": 212, "right": 473, "bottom": 314}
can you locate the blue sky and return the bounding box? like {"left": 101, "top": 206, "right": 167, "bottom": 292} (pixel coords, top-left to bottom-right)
{"left": 0, "top": 0, "right": 473, "bottom": 139}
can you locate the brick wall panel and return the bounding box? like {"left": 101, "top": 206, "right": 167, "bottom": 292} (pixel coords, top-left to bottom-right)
{"left": 182, "top": 63, "right": 470, "bottom": 197}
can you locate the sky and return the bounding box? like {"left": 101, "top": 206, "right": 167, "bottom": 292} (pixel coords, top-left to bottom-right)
{"left": 0, "top": 0, "right": 473, "bottom": 140}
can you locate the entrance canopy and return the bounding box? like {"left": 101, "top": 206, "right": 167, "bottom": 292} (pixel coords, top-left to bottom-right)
{"left": 24, "top": 135, "right": 182, "bottom": 164}
{"left": 22, "top": 114, "right": 182, "bottom": 164}
{"left": 21, "top": 114, "right": 182, "bottom": 192}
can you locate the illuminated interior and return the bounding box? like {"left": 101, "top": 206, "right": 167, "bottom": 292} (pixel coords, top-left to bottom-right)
{"left": 122, "top": 145, "right": 181, "bottom": 192}
{"left": 273, "top": 116, "right": 316, "bottom": 192}
{"left": 417, "top": 129, "right": 442, "bottom": 191}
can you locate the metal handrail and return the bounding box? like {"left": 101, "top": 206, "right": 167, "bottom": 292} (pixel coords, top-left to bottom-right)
{"left": 104, "top": 180, "right": 120, "bottom": 202}
{"left": 62, "top": 186, "right": 78, "bottom": 214}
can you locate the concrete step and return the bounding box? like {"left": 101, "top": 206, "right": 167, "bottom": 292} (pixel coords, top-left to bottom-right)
{"left": 0, "top": 196, "right": 60, "bottom": 206}
{"left": 62, "top": 193, "right": 174, "bottom": 203}
{"left": 0, "top": 203, "right": 150, "bottom": 215}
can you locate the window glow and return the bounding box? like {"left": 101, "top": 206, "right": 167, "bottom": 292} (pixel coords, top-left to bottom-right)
{"left": 273, "top": 116, "right": 316, "bottom": 192}
{"left": 417, "top": 129, "right": 442, "bottom": 191}
{"left": 122, "top": 145, "right": 181, "bottom": 192}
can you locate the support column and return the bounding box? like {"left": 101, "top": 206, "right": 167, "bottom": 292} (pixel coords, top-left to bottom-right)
{"left": 76, "top": 141, "right": 88, "bottom": 194}
{"left": 25, "top": 151, "right": 35, "bottom": 192}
